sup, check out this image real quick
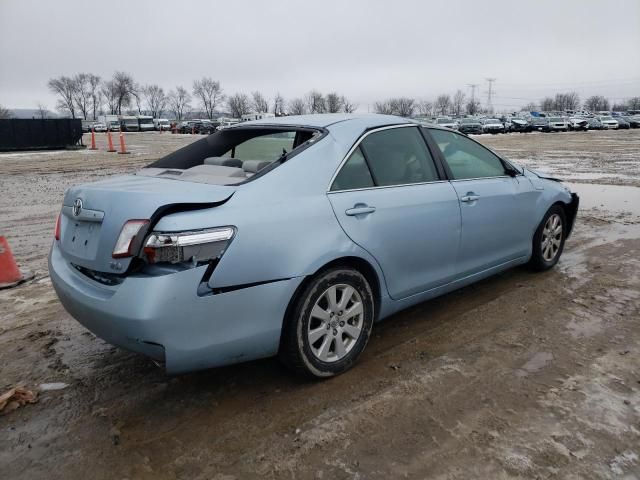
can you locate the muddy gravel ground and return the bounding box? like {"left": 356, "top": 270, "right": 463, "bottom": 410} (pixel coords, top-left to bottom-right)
{"left": 1, "top": 130, "right": 639, "bottom": 479}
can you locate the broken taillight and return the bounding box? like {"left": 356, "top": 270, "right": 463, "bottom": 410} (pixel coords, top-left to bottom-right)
{"left": 143, "top": 227, "right": 235, "bottom": 264}
{"left": 112, "top": 219, "right": 149, "bottom": 258}
{"left": 54, "top": 213, "right": 61, "bottom": 241}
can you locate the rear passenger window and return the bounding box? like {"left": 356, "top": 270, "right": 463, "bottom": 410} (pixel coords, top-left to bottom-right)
{"left": 429, "top": 129, "right": 506, "bottom": 180}
{"left": 360, "top": 127, "right": 439, "bottom": 186}
{"left": 331, "top": 147, "right": 374, "bottom": 191}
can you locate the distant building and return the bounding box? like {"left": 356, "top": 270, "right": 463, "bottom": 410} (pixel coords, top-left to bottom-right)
{"left": 241, "top": 112, "right": 275, "bottom": 122}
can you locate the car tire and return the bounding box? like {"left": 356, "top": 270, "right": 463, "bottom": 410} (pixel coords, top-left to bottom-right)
{"left": 528, "top": 205, "right": 567, "bottom": 272}
{"left": 279, "top": 267, "right": 375, "bottom": 378}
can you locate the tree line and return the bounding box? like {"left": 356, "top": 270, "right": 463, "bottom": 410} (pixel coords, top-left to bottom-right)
{"left": 33, "top": 72, "right": 358, "bottom": 121}
{"left": 1, "top": 73, "right": 639, "bottom": 120}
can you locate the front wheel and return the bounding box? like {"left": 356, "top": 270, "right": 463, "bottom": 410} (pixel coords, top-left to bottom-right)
{"left": 528, "top": 205, "right": 567, "bottom": 271}
{"left": 279, "top": 267, "right": 375, "bottom": 378}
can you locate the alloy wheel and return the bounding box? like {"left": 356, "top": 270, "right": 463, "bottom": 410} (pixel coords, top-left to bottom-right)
{"left": 541, "top": 213, "right": 563, "bottom": 262}
{"left": 307, "top": 284, "right": 364, "bottom": 363}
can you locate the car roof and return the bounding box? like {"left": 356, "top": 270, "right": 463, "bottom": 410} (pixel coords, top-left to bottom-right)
{"left": 228, "top": 113, "right": 413, "bottom": 130}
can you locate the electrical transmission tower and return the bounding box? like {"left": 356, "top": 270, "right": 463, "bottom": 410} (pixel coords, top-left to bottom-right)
{"left": 485, "top": 78, "right": 496, "bottom": 113}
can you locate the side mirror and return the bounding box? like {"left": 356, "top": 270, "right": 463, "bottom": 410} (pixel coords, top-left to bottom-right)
{"left": 504, "top": 165, "right": 518, "bottom": 177}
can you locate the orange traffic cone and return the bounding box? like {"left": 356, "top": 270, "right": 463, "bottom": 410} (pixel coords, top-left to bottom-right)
{"left": 89, "top": 128, "right": 97, "bottom": 150}
{"left": 117, "top": 132, "right": 130, "bottom": 154}
{"left": 107, "top": 131, "right": 116, "bottom": 152}
{"left": 0, "top": 236, "right": 34, "bottom": 289}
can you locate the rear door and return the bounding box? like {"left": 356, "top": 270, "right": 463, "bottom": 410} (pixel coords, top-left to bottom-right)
{"left": 328, "top": 125, "right": 461, "bottom": 300}
{"left": 425, "top": 128, "right": 536, "bottom": 277}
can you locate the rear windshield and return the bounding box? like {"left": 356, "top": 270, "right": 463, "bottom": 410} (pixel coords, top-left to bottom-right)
{"left": 549, "top": 117, "right": 563, "bottom": 122}
{"left": 145, "top": 126, "right": 323, "bottom": 185}
{"left": 436, "top": 118, "right": 451, "bottom": 124}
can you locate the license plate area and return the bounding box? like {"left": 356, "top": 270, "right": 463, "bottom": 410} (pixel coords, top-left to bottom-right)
{"left": 62, "top": 220, "right": 102, "bottom": 260}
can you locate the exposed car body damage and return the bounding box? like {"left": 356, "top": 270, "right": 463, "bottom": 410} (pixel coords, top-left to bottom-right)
{"left": 49, "top": 114, "right": 578, "bottom": 374}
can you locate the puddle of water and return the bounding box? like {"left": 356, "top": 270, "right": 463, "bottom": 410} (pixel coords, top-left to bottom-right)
{"left": 566, "top": 311, "right": 603, "bottom": 339}
{"left": 565, "top": 183, "right": 640, "bottom": 215}
{"left": 516, "top": 352, "right": 554, "bottom": 377}
{"left": 560, "top": 172, "right": 632, "bottom": 182}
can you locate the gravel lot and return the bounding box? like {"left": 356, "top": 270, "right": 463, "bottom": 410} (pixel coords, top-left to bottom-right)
{"left": 1, "top": 130, "right": 639, "bottom": 479}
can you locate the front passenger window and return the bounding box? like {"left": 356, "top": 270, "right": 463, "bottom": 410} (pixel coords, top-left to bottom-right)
{"left": 429, "top": 129, "right": 506, "bottom": 180}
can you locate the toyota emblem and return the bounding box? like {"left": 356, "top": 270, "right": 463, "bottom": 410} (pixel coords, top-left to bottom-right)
{"left": 72, "top": 198, "right": 83, "bottom": 217}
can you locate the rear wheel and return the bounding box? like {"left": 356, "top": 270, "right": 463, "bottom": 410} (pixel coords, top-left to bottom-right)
{"left": 528, "top": 205, "right": 566, "bottom": 271}
{"left": 279, "top": 267, "right": 374, "bottom": 378}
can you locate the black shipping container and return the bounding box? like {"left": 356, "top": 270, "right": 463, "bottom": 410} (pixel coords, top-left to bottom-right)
{"left": 0, "top": 118, "right": 83, "bottom": 151}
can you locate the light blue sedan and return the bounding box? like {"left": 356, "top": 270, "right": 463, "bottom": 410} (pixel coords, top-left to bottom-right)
{"left": 49, "top": 114, "right": 579, "bottom": 377}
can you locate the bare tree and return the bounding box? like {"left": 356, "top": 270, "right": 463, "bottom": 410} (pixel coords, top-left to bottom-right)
{"left": 288, "top": 98, "right": 306, "bottom": 115}
{"left": 584, "top": 95, "right": 609, "bottom": 112}
{"left": 392, "top": 97, "right": 416, "bottom": 117}
{"left": 305, "top": 90, "right": 326, "bottom": 113}
{"left": 452, "top": 90, "right": 466, "bottom": 116}
{"left": 273, "top": 92, "right": 286, "bottom": 116}
{"left": 36, "top": 103, "right": 49, "bottom": 119}
{"left": 167, "top": 86, "right": 191, "bottom": 121}
{"left": 143, "top": 85, "right": 167, "bottom": 118}
{"left": 326, "top": 92, "right": 344, "bottom": 113}
{"left": 101, "top": 80, "right": 119, "bottom": 114}
{"left": 540, "top": 97, "right": 555, "bottom": 111}
{"left": 417, "top": 100, "right": 433, "bottom": 117}
{"left": 251, "top": 91, "right": 269, "bottom": 113}
{"left": 466, "top": 98, "right": 481, "bottom": 115}
{"left": 192, "top": 78, "right": 224, "bottom": 119}
{"left": 227, "top": 93, "right": 252, "bottom": 118}
{"left": 553, "top": 92, "right": 580, "bottom": 111}
{"left": 521, "top": 102, "right": 538, "bottom": 112}
{"left": 373, "top": 100, "right": 394, "bottom": 115}
{"left": 628, "top": 97, "right": 640, "bottom": 110}
{"left": 130, "top": 83, "right": 144, "bottom": 114}
{"left": 87, "top": 74, "right": 102, "bottom": 120}
{"left": 112, "top": 71, "right": 135, "bottom": 115}
{"left": 341, "top": 96, "right": 358, "bottom": 113}
{"left": 0, "top": 104, "right": 11, "bottom": 119}
{"left": 71, "top": 73, "right": 92, "bottom": 119}
{"left": 48, "top": 76, "right": 76, "bottom": 118}
{"left": 435, "top": 94, "right": 452, "bottom": 116}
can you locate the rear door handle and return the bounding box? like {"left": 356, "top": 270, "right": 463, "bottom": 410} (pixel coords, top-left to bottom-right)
{"left": 460, "top": 194, "right": 480, "bottom": 203}
{"left": 345, "top": 205, "right": 376, "bottom": 216}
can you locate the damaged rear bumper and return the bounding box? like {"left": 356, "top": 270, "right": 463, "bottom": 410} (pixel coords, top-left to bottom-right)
{"left": 49, "top": 242, "right": 303, "bottom": 374}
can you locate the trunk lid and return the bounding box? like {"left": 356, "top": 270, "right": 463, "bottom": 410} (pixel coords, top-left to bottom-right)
{"left": 59, "top": 174, "right": 235, "bottom": 273}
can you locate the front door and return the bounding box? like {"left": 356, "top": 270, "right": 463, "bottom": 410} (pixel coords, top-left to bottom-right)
{"left": 426, "top": 128, "right": 535, "bottom": 277}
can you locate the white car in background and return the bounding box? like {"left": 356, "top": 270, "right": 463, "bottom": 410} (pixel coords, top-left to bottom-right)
{"left": 435, "top": 117, "right": 459, "bottom": 130}
{"left": 547, "top": 117, "right": 569, "bottom": 132}
{"left": 598, "top": 116, "right": 619, "bottom": 129}
{"left": 92, "top": 122, "right": 107, "bottom": 132}
{"left": 482, "top": 118, "right": 505, "bottom": 134}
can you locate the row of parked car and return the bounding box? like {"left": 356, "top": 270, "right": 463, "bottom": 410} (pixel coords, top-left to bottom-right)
{"left": 432, "top": 112, "right": 640, "bottom": 134}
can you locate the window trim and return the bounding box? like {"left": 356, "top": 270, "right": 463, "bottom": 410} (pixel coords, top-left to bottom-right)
{"left": 327, "top": 124, "right": 444, "bottom": 193}
{"left": 423, "top": 127, "right": 523, "bottom": 182}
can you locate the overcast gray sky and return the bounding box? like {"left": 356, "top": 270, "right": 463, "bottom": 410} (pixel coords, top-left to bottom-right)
{"left": 1, "top": 0, "right": 639, "bottom": 112}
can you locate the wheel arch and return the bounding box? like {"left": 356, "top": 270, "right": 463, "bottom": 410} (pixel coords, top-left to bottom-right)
{"left": 278, "top": 255, "right": 382, "bottom": 351}
{"left": 552, "top": 194, "right": 579, "bottom": 238}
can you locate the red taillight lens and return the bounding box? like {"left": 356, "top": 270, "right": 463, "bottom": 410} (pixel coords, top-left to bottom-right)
{"left": 54, "top": 213, "right": 61, "bottom": 241}
{"left": 112, "top": 219, "right": 149, "bottom": 258}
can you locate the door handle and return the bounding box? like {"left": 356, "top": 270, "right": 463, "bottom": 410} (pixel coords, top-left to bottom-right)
{"left": 345, "top": 204, "right": 376, "bottom": 216}
{"left": 460, "top": 194, "right": 480, "bottom": 203}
